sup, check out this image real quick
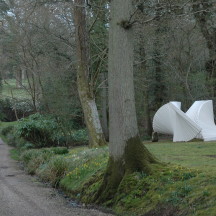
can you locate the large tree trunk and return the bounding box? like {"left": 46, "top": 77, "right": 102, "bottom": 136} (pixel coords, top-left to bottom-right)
{"left": 74, "top": 0, "right": 106, "bottom": 147}
{"left": 95, "top": 0, "right": 157, "bottom": 202}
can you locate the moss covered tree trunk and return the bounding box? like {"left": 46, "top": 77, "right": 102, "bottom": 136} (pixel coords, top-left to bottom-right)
{"left": 95, "top": 0, "right": 157, "bottom": 203}
{"left": 74, "top": 0, "right": 106, "bottom": 147}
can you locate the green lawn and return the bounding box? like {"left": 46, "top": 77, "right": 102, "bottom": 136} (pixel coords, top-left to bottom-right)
{"left": 1, "top": 79, "right": 30, "bottom": 100}
{"left": 0, "top": 121, "right": 18, "bottom": 129}
{"left": 146, "top": 141, "right": 216, "bottom": 172}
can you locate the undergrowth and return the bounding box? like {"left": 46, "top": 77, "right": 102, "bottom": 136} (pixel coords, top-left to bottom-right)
{"left": 0, "top": 115, "right": 89, "bottom": 149}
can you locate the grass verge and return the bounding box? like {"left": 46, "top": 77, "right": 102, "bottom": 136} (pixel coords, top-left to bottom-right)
{"left": 7, "top": 141, "right": 216, "bottom": 216}
{"left": 10, "top": 149, "right": 20, "bottom": 161}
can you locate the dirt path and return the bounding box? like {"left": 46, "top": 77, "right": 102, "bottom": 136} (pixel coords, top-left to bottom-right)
{"left": 0, "top": 139, "right": 113, "bottom": 216}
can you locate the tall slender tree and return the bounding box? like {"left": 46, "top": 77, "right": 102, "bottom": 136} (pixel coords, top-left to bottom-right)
{"left": 95, "top": 0, "right": 157, "bottom": 202}
{"left": 152, "top": 9, "right": 167, "bottom": 111}
{"left": 73, "top": 0, "right": 106, "bottom": 147}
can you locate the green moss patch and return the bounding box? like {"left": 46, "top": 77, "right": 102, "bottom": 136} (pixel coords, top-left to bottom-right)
{"left": 76, "top": 164, "right": 216, "bottom": 216}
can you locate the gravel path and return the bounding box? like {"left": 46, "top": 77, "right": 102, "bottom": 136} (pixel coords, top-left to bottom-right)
{"left": 0, "top": 139, "right": 113, "bottom": 216}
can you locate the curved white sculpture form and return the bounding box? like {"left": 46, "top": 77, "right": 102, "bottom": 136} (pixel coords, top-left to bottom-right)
{"left": 186, "top": 100, "right": 216, "bottom": 141}
{"left": 153, "top": 101, "right": 201, "bottom": 142}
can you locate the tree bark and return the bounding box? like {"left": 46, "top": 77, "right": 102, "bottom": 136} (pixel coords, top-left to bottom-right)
{"left": 144, "top": 90, "right": 153, "bottom": 137}
{"left": 100, "top": 72, "right": 109, "bottom": 141}
{"left": 16, "top": 68, "right": 22, "bottom": 88}
{"left": 95, "top": 0, "right": 157, "bottom": 203}
{"left": 74, "top": 0, "right": 106, "bottom": 147}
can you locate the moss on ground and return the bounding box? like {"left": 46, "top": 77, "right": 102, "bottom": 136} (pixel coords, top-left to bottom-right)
{"left": 72, "top": 163, "right": 216, "bottom": 216}
{"left": 58, "top": 146, "right": 216, "bottom": 215}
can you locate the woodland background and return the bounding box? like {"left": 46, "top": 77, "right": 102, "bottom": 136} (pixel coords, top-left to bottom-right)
{"left": 0, "top": 0, "right": 215, "bottom": 143}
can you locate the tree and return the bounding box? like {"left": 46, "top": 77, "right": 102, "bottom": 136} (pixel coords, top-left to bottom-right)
{"left": 192, "top": 0, "right": 216, "bottom": 98}
{"left": 95, "top": 0, "right": 157, "bottom": 202}
{"left": 89, "top": 0, "right": 109, "bottom": 141}
{"left": 73, "top": 0, "right": 106, "bottom": 147}
{"left": 151, "top": 3, "right": 168, "bottom": 112}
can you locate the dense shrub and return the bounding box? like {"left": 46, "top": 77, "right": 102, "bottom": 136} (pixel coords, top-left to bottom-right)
{"left": 0, "top": 98, "right": 34, "bottom": 121}
{"left": 5, "top": 133, "right": 21, "bottom": 147}
{"left": 16, "top": 113, "right": 89, "bottom": 148}
{"left": 1, "top": 125, "right": 14, "bottom": 136}
{"left": 0, "top": 98, "right": 14, "bottom": 121}
{"left": 1, "top": 112, "right": 88, "bottom": 149}
{"left": 0, "top": 124, "right": 25, "bottom": 147}
{"left": 16, "top": 113, "right": 60, "bottom": 148}
{"left": 69, "top": 129, "right": 88, "bottom": 145}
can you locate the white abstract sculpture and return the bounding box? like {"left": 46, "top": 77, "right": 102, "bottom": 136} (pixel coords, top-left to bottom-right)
{"left": 186, "top": 100, "right": 216, "bottom": 141}
{"left": 153, "top": 100, "right": 216, "bottom": 142}
{"left": 153, "top": 101, "right": 201, "bottom": 142}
